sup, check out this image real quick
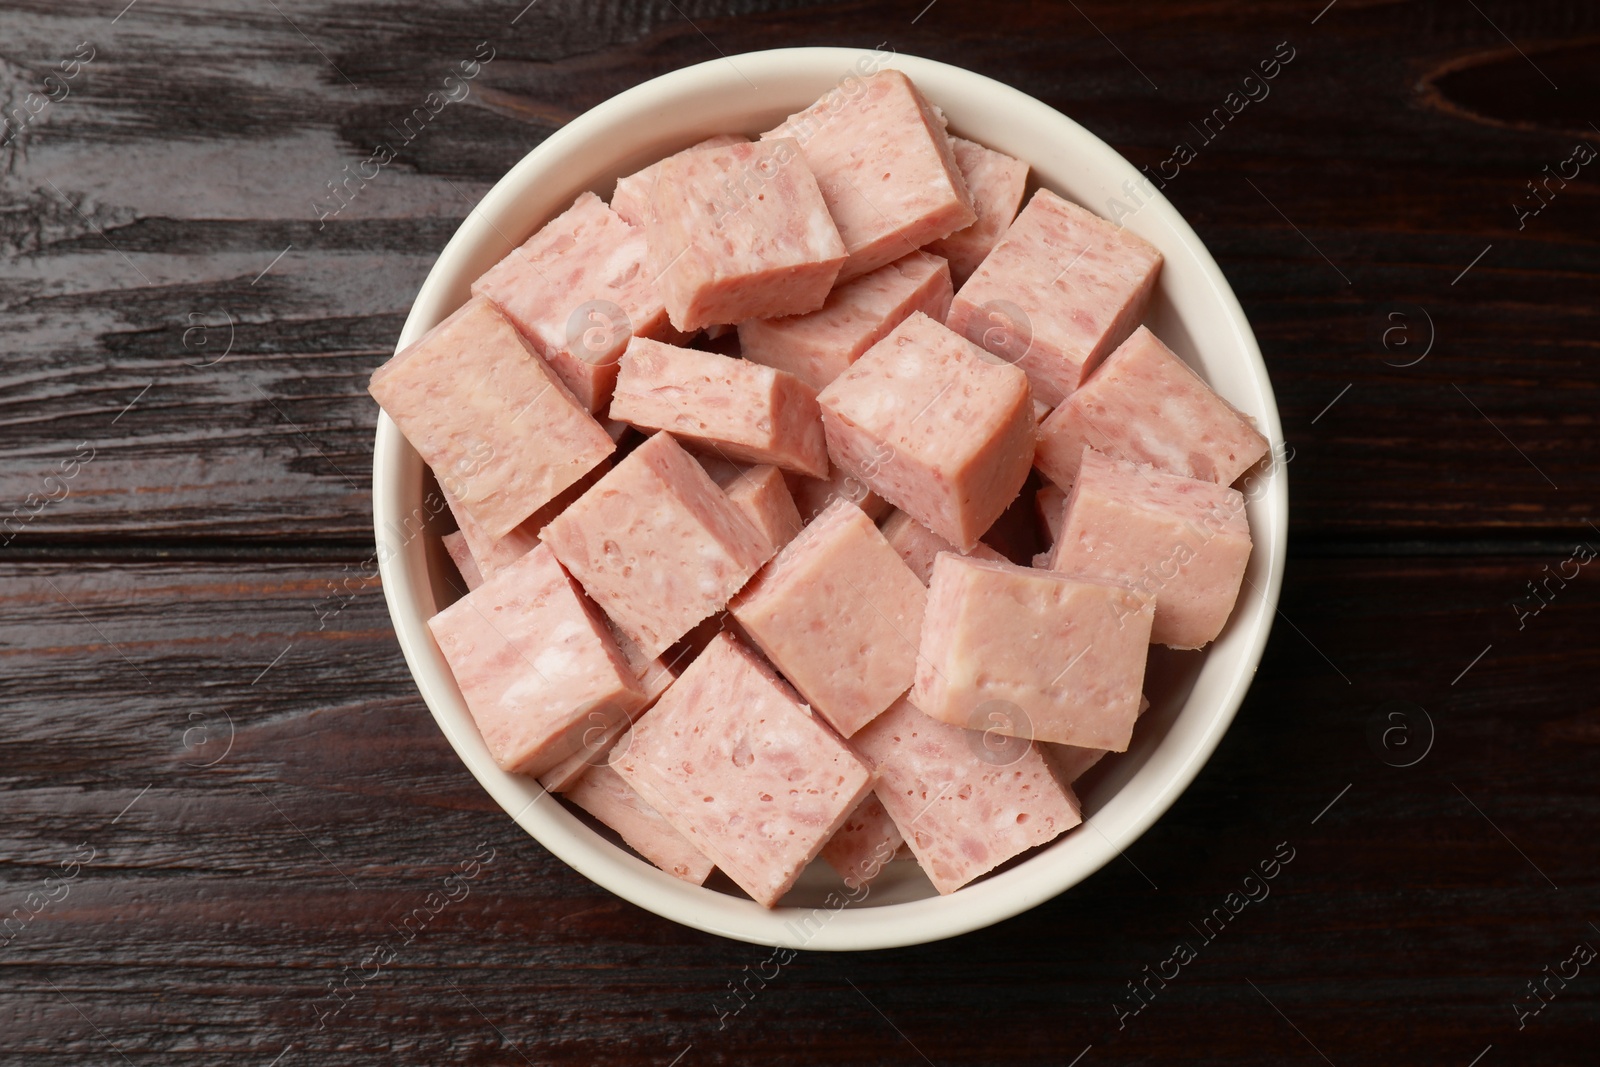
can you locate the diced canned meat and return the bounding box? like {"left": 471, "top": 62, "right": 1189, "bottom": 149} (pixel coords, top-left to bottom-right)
{"left": 764, "top": 70, "right": 974, "bottom": 281}
{"left": 948, "top": 188, "right": 1162, "bottom": 407}
{"left": 645, "top": 138, "right": 847, "bottom": 331}
{"left": 879, "top": 509, "right": 1006, "bottom": 586}
{"left": 540, "top": 432, "right": 773, "bottom": 658}
{"left": 817, "top": 311, "right": 1034, "bottom": 550}
{"left": 850, "top": 697, "right": 1081, "bottom": 895}
{"left": 370, "top": 296, "right": 615, "bottom": 540}
{"left": 820, "top": 793, "right": 904, "bottom": 890}
{"left": 913, "top": 553, "right": 1153, "bottom": 752}
{"left": 609, "top": 338, "right": 828, "bottom": 477}
{"left": 731, "top": 499, "right": 926, "bottom": 737}
{"left": 1049, "top": 448, "right": 1252, "bottom": 650}
{"left": 441, "top": 462, "right": 608, "bottom": 581}
{"left": 440, "top": 530, "right": 483, "bottom": 592}
{"left": 721, "top": 464, "right": 804, "bottom": 555}
{"left": 1035, "top": 482, "right": 1067, "bottom": 544}
{"left": 611, "top": 133, "right": 750, "bottom": 227}
{"left": 565, "top": 763, "right": 716, "bottom": 885}
{"left": 786, "top": 465, "right": 889, "bottom": 524}
{"left": 1035, "top": 325, "right": 1269, "bottom": 488}
{"left": 924, "top": 137, "right": 1029, "bottom": 287}
{"left": 610, "top": 632, "right": 872, "bottom": 908}
{"left": 427, "top": 543, "right": 645, "bottom": 777}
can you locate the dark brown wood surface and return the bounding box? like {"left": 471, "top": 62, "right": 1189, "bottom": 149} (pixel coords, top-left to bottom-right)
{"left": 1, "top": 1, "right": 1595, "bottom": 1064}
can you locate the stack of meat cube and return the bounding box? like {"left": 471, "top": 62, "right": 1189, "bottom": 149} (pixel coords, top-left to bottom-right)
{"left": 370, "top": 68, "right": 1270, "bottom": 908}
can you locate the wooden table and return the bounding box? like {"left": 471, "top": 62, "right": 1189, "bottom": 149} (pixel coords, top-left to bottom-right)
{"left": 3, "top": 2, "right": 1596, "bottom": 1063}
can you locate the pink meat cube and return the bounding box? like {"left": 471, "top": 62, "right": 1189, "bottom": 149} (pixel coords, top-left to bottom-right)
{"left": 730, "top": 499, "right": 926, "bottom": 737}
{"left": 850, "top": 697, "right": 1081, "bottom": 894}
{"left": 816, "top": 311, "right": 1034, "bottom": 550}
{"left": 948, "top": 188, "right": 1163, "bottom": 407}
{"left": 470, "top": 192, "right": 679, "bottom": 412}
{"left": 738, "top": 250, "right": 954, "bottom": 390}
{"left": 369, "top": 296, "right": 615, "bottom": 540}
{"left": 879, "top": 509, "right": 1005, "bottom": 585}
{"left": 1050, "top": 448, "right": 1252, "bottom": 649}
{"left": 440, "top": 530, "right": 483, "bottom": 592}
{"left": 1035, "top": 325, "right": 1270, "bottom": 488}
{"left": 821, "top": 793, "right": 904, "bottom": 890}
{"left": 1035, "top": 482, "right": 1067, "bottom": 543}
{"left": 427, "top": 544, "right": 646, "bottom": 777}
{"left": 787, "top": 466, "right": 889, "bottom": 524}
{"left": 924, "top": 137, "right": 1029, "bottom": 287}
{"left": 610, "top": 632, "right": 872, "bottom": 908}
{"left": 608, "top": 338, "right": 828, "bottom": 477}
{"left": 564, "top": 763, "right": 715, "bottom": 885}
{"left": 764, "top": 70, "right": 974, "bottom": 281}
{"left": 540, "top": 432, "right": 773, "bottom": 658}
{"left": 722, "top": 464, "right": 804, "bottom": 554}
{"left": 610, "top": 133, "right": 749, "bottom": 227}
{"left": 645, "top": 138, "right": 847, "bottom": 331}
{"left": 913, "top": 553, "right": 1153, "bottom": 751}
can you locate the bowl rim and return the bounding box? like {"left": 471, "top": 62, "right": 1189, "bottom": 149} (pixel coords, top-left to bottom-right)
{"left": 372, "top": 45, "right": 1287, "bottom": 950}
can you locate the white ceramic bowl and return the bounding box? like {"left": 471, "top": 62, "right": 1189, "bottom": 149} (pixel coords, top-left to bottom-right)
{"left": 373, "top": 46, "right": 1287, "bottom": 950}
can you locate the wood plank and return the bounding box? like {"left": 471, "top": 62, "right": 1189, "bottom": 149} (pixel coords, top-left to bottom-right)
{"left": 0, "top": 1, "right": 1595, "bottom": 544}
{"left": 1, "top": 551, "right": 1595, "bottom": 1063}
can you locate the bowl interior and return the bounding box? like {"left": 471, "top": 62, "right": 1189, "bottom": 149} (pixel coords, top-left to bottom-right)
{"left": 373, "top": 46, "right": 1287, "bottom": 949}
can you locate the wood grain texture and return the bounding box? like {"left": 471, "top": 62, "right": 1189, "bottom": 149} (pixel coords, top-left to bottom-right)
{"left": 2, "top": 0, "right": 1597, "bottom": 1064}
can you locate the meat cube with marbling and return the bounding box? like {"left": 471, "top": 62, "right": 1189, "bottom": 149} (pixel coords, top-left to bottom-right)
{"left": 610, "top": 632, "right": 872, "bottom": 908}
{"left": 923, "top": 137, "right": 1029, "bottom": 287}
{"left": 609, "top": 338, "right": 828, "bottom": 477}
{"left": 610, "top": 133, "right": 750, "bottom": 227}
{"left": 913, "top": 553, "right": 1153, "bottom": 752}
{"left": 1035, "top": 325, "right": 1269, "bottom": 488}
{"left": 369, "top": 296, "right": 615, "bottom": 540}
{"left": 1049, "top": 447, "right": 1252, "bottom": 649}
{"left": 821, "top": 793, "right": 904, "bottom": 890}
{"left": 947, "top": 188, "right": 1162, "bottom": 407}
{"left": 427, "top": 543, "right": 645, "bottom": 777}
{"left": 879, "top": 509, "right": 1006, "bottom": 586}
{"left": 645, "top": 138, "right": 846, "bottom": 331}
{"left": 851, "top": 697, "right": 1081, "bottom": 894}
{"left": 764, "top": 70, "right": 974, "bottom": 281}
{"left": 540, "top": 432, "right": 773, "bottom": 658}
{"left": 721, "top": 464, "right": 804, "bottom": 554}
{"left": 731, "top": 499, "right": 926, "bottom": 737}
{"left": 565, "top": 763, "right": 716, "bottom": 885}
{"left": 817, "top": 312, "right": 1034, "bottom": 550}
